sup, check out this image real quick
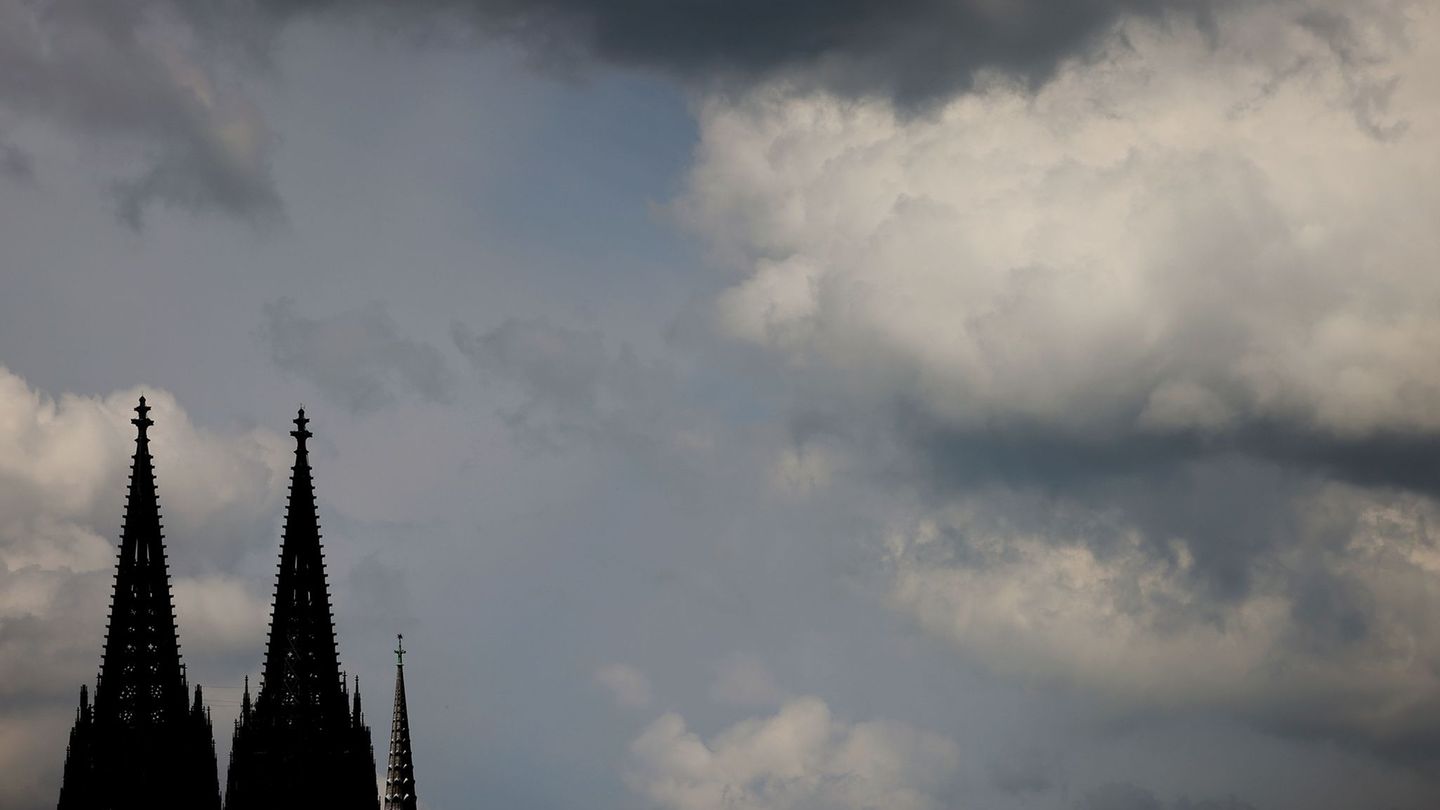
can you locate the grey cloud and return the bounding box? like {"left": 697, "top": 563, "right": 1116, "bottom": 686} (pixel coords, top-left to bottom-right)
{"left": 0, "top": 138, "right": 33, "bottom": 185}
{"left": 342, "top": 553, "right": 415, "bottom": 632}
{"left": 988, "top": 748, "right": 1057, "bottom": 795}
{"left": 262, "top": 299, "right": 454, "bottom": 413}
{"left": 1077, "top": 784, "right": 1258, "bottom": 810}
{"left": 111, "top": 130, "right": 281, "bottom": 230}
{"left": 1295, "top": 9, "right": 1412, "bottom": 139}
{"left": 0, "top": 0, "right": 280, "bottom": 225}
{"left": 455, "top": 317, "right": 614, "bottom": 415}
{"left": 452, "top": 317, "right": 686, "bottom": 452}
{"left": 1079, "top": 784, "right": 1164, "bottom": 810}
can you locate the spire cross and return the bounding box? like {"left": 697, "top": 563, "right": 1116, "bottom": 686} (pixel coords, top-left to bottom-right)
{"left": 395, "top": 634, "right": 406, "bottom": 667}
{"left": 291, "top": 408, "right": 312, "bottom": 450}
{"left": 132, "top": 396, "right": 154, "bottom": 438}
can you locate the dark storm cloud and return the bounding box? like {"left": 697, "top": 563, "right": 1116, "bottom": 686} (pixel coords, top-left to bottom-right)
{"left": 254, "top": 0, "right": 1218, "bottom": 106}
{"left": 893, "top": 412, "right": 1440, "bottom": 595}
{"left": 0, "top": 0, "right": 1243, "bottom": 223}
{"left": 883, "top": 420, "right": 1440, "bottom": 756}
{"left": 902, "top": 415, "right": 1440, "bottom": 498}
{"left": 903, "top": 411, "right": 1413, "bottom": 622}
{"left": 877, "top": 404, "right": 1440, "bottom": 620}
{"left": 261, "top": 299, "right": 454, "bottom": 413}
{"left": 0, "top": 0, "right": 1215, "bottom": 229}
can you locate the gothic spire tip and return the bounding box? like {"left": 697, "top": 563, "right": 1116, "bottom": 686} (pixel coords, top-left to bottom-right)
{"left": 132, "top": 396, "right": 153, "bottom": 437}
{"left": 291, "top": 407, "right": 312, "bottom": 450}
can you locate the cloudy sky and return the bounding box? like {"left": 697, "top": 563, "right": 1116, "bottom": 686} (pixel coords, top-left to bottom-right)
{"left": 3, "top": 1, "right": 1440, "bottom": 808}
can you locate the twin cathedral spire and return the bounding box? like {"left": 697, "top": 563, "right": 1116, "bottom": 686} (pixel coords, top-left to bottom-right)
{"left": 58, "top": 400, "right": 420, "bottom": 810}
{"left": 57, "top": 397, "right": 220, "bottom": 810}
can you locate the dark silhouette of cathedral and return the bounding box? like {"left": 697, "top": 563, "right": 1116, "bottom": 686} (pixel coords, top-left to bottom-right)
{"left": 224, "top": 409, "right": 378, "bottom": 810}
{"left": 57, "top": 398, "right": 222, "bottom": 810}
{"left": 58, "top": 401, "right": 422, "bottom": 810}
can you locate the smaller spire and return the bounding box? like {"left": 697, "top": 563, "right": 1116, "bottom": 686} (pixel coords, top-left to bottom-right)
{"left": 291, "top": 408, "right": 312, "bottom": 452}
{"left": 383, "top": 634, "right": 418, "bottom": 810}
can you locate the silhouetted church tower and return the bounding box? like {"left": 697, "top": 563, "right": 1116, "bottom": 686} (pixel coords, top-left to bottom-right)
{"left": 383, "top": 635, "right": 418, "bottom": 810}
{"left": 57, "top": 397, "right": 222, "bottom": 810}
{"left": 224, "top": 410, "right": 377, "bottom": 810}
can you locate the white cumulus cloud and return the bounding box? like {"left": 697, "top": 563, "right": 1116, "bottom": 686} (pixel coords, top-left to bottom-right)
{"left": 683, "top": 1, "right": 1440, "bottom": 439}
{"left": 628, "top": 697, "right": 961, "bottom": 810}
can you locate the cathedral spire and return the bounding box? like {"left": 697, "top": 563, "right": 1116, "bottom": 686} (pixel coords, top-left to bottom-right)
{"left": 256, "top": 408, "right": 348, "bottom": 729}
{"left": 383, "top": 635, "right": 418, "bottom": 810}
{"left": 225, "top": 409, "right": 377, "bottom": 810}
{"left": 95, "top": 396, "right": 188, "bottom": 726}
{"left": 58, "top": 397, "right": 221, "bottom": 810}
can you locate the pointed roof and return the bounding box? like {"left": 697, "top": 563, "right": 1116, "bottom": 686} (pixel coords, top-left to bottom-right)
{"left": 225, "top": 409, "right": 377, "bottom": 810}
{"left": 60, "top": 397, "right": 222, "bottom": 810}
{"left": 256, "top": 409, "right": 350, "bottom": 730}
{"left": 383, "top": 635, "right": 417, "bottom": 810}
{"left": 95, "top": 396, "right": 190, "bottom": 727}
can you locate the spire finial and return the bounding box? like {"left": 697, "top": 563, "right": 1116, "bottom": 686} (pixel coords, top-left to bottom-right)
{"left": 132, "top": 396, "right": 153, "bottom": 438}
{"left": 292, "top": 408, "right": 312, "bottom": 451}
{"left": 395, "top": 633, "right": 406, "bottom": 666}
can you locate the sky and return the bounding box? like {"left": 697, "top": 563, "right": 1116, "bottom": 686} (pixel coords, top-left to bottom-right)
{"left": 2, "top": 1, "right": 1440, "bottom": 808}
